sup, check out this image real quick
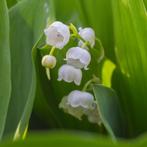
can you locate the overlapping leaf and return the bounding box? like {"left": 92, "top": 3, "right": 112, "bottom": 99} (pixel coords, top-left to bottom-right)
{"left": 93, "top": 84, "right": 125, "bottom": 139}
{"left": 0, "top": 0, "right": 11, "bottom": 140}
{"left": 3, "top": 0, "right": 54, "bottom": 139}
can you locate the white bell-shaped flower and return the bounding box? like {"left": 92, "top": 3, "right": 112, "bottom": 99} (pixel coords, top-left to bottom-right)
{"left": 66, "top": 47, "right": 91, "bottom": 70}
{"left": 78, "top": 27, "right": 95, "bottom": 48}
{"left": 59, "top": 90, "right": 101, "bottom": 124}
{"left": 41, "top": 55, "right": 56, "bottom": 69}
{"left": 58, "top": 64, "right": 82, "bottom": 85}
{"left": 67, "top": 90, "right": 94, "bottom": 109}
{"left": 44, "top": 21, "right": 70, "bottom": 49}
{"left": 59, "top": 96, "right": 85, "bottom": 120}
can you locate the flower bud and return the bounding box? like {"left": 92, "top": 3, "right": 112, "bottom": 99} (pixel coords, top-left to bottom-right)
{"left": 78, "top": 27, "right": 95, "bottom": 48}
{"left": 65, "top": 47, "right": 91, "bottom": 70}
{"left": 41, "top": 55, "right": 56, "bottom": 69}
{"left": 58, "top": 64, "right": 82, "bottom": 85}
{"left": 44, "top": 21, "right": 70, "bottom": 49}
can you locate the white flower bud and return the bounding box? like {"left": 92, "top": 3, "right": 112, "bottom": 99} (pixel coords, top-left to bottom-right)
{"left": 44, "top": 21, "right": 70, "bottom": 49}
{"left": 78, "top": 27, "right": 95, "bottom": 48}
{"left": 41, "top": 55, "right": 56, "bottom": 69}
{"left": 66, "top": 47, "right": 91, "bottom": 70}
{"left": 58, "top": 64, "right": 82, "bottom": 85}
{"left": 67, "top": 90, "right": 94, "bottom": 109}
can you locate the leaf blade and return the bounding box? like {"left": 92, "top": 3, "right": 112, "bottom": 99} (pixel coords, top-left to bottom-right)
{"left": 93, "top": 84, "right": 125, "bottom": 139}
{"left": 0, "top": 0, "right": 11, "bottom": 140}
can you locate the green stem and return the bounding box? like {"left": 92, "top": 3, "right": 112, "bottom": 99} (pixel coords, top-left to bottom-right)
{"left": 49, "top": 46, "right": 56, "bottom": 55}
{"left": 69, "top": 23, "right": 91, "bottom": 49}
{"left": 81, "top": 41, "right": 89, "bottom": 49}
{"left": 82, "top": 75, "right": 101, "bottom": 91}
{"left": 95, "top": 38, "right": 105, "bottom": 62}
{"left": 82, "top": 79, "right": 93, "bottom": 91}
{"left": 39, "top": 44, "right": 49, "bottom": 50}
{"left": 45, "top": 68, "right": 50, "bottom": 80}
{"left": 69, "top": 23, "right": 78, "bottom": 35}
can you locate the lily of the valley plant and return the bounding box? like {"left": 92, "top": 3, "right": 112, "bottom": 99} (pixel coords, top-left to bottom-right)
{"left": 41, "top": 21, "right": 102, "bottom": 125}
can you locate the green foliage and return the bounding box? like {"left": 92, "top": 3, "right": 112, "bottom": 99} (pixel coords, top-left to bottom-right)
{"left": 112, "top": 0, "right": 147, "bottom": 137}
{"left": 0, "top": 131, "right": 131, "bottom": 147}
{"left": 93, "top": 84, "right": 125, "bottom": 139}
{"left": 0, "top": 0, "right": 11, "bottom": 140}
{"left": 3, "top": 0, "right": 54, "bottom": 139}
{"left": 0, "top": 0, "right": 147, "bottom": 146}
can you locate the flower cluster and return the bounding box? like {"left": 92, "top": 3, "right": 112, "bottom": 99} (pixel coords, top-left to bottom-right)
{"left": 41, "top": 21, "right": 102, "bottom": 125}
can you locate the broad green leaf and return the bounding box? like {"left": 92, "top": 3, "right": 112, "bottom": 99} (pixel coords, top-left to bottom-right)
{"left": 0, "top": 131, "right": 130, "bottom": 147}
{"left": 112, "top": 0, "right": 147, "bottom": 137}
{"left": 93, "top": 84, "right": 125, "bottom": 139}
{"left": 3, "top": 0, "right": 54, "bottom": 139}
{"left": 112, "top": 68, "right": 134, "bottom": 138}
{"left": 3, "top": 131, "right": 147, "bottom": 147}
{"left": 0, "top": 0, "right": 11, "bottom": 140}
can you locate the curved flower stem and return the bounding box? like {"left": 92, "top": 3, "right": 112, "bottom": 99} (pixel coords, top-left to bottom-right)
{"left": 95, "top": 38, "right": 105, "bottom": 63}
{"left": 69, "top": 23, "right": 91, "bottom": 49}
{"left": 49, "top": 46, "right": 56, "bottom": 55}
{"left": 82, "top": 75, "right": 101, "bottom": 91}
{"left": 39, "top": 44, "right": 49, "bottom": 50}
{"left": 69, "top": 23, "right": 78, "bottom": 35}
{"left": 82, "top": 79, "right": 93, "bottom": 91}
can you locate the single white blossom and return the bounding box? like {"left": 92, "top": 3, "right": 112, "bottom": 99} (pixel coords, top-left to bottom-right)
{"left": 58, "top": 64, "right": 82, "bottom": 85}
{"left": 78, "top": 27, "right": 95, "bottom": 48}
{"left": 44, "top": 21, "right": 70, "bottom": 49}
{"left": 41, "top": 55, "right": 56, "bottom": 68}
{"left": 59, "top": 96, "right": 85, "bottom": 120}
{"left": 65, "top": 47, "right": 91, "bottom": 70}
{"left": 67, "top": 90, "right": 94, "bottom": 109}
{"left": 59, "top": 90, "right": 101, "bottom": 124}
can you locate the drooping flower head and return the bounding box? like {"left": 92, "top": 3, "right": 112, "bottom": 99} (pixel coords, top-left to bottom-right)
{"left": 59, "top": 90, "right": 101, "bottom": 124}
{"left": 67, "top": 90, "right": 94, "bottom": 109}
{"left": 58, "top": 64, "right": 82, "bottom": 85}
{"left": 65, "top": 47, "right": 91, "bottom": 70}
{"left": 78, "top": 27, "right": 95, "bottom": 48}
{"left": 44, "top": 21, "right": 70, "bottom": 49}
